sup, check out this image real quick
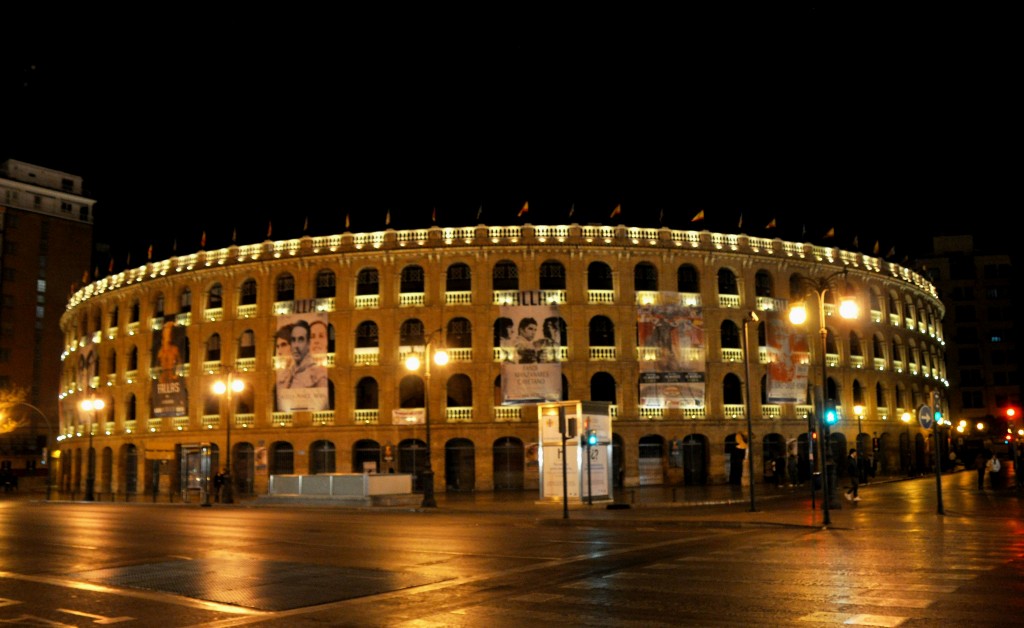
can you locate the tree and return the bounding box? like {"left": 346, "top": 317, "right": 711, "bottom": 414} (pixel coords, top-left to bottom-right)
{"left": 0, "top": 385, "right": 30, "bottom": 435}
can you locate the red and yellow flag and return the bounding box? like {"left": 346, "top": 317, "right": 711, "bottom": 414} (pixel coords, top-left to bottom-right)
{"left": 691, "top": 209, "right": 705, "bottom": 222}
{"left": 609, "top": 204, "right": 622, "bottom": 219}
{"left": 517, "top": 201, "right": 529, "bottom": 217}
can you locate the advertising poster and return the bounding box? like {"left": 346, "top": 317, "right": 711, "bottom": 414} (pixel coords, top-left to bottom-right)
{"left": 76, "top": 340, "right": 97, "bottom": 391}
{"left": 500, "top": 292, "right": 562, "bottom": 404}
{"left": 765, "top": 311, "right": 810, "bottom": 403}
{"left": 151, "top": 321, "right": 188, "bottom": 417}
{"left": 275, "top": 308, "right": 330, "bottom": 411}
{"left": 637, "top": 296, "right": 705, "bottom": 408}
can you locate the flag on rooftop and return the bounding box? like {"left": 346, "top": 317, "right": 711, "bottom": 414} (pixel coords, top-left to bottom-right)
{"left": 610, "top": 204, "right": 622, "bottom": 219}
{"left": 477, "top": 205, "right": 483, "bottom": 221}
{"left": 691, "top": 209, "right": 705, "bottom": 222}
{"left": 738, "top": 213, "right": 743, "bottom": 229}
{"left": 345, "top": 214, "right": 350, "bottom": 230}
{"left": 873, "top": 240, "right": 880, "bottom": 255}
{"left": 201, "top": 231, "right": 206, "bottom": 248}
{"left": 517, "top": 201, "right": 529, "bottom": 217}
{"left": 432, "top": 207, "right": 437, "bottom": 223}
{"left": 385, "top": 210, "right": 391, "bottom": 226}
{"left": 267, "top": 221, "right": 272, "bottom": 239}
{"left": 823, "top": 227, "right": 835, "bottom": 239}
{"left": 765, "top": 218, "right": 777, "bottom": 229}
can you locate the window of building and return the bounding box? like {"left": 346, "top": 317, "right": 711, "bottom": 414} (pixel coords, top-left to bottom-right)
{"left": 356, "top": 268, "right": 379, "bottom": 295}
{"left": 587, "top": 262, "right": 613, "bottom": 291}
{"left": 400, "top": 319, "right": 425, "bottom": 346}
{"left": 276, "top": 273, "right": 295, "bottom": 302}
{"left": 400, "top": 265, "right": 425, "bottom": 294}
{"left": 677, "top": 265, "right": 699, "bottom": 293}
{"left": 315, "top": 269, "right": 336, "bottom": 299}
{"left": 445, "top": 263, "right": 471, "bottom": 292}
{"left": 446, "top": 317, "right": 472, "bottom": 348}
{"left": 492, "top": 261, "right": 519, "bottom": 291}
{"left": 356, "top": 321, "right": 379, "bottom": 348}
{"left": 754, "top": 270, "right": 773, "bottom": 297}
{"left": 588, "top": 315, "right": 615, "bottom": 346}
{"left": 539, "top": 261, "right": 566, "bottom": 290}
{"left": 239, "top": 330, "right": 256, "bottom": 359}
{"left": 634, "top": 262, "right": 658, "bottom": 292}
{"left": 240, "top": 279, "right": 257, "bottom": 305}
{"left": 208, "top": 283, "right": 223, "bottom": 309}
{"left": 717, "top": 268, "right": 738, "bottom": 295}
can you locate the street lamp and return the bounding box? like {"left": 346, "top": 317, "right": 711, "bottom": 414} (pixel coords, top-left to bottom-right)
{"left": 854, "top": 404, "right": 864, "bottom": 455}
{"left": 741, "top": 311, "right": 759, "bottom": 512}
{"left": 212, "top": 372, "right": 245, "bottom": 504}
{"left": 2, "top": 403, "right": 55, "bottom": 500}
{"left": 789, "top": 269, "right": 858, "bottom": 526}
{"left": 404, "top": 328, "right": 448, "bottom": 508}
{"left": 901, "top": 411, "right": 912, "bottom": 476}
{"left": 79, "top": 397, "right": 104, "bottom": 501}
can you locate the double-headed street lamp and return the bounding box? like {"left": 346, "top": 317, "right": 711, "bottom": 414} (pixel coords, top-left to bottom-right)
{"left": 789, "top": 269, "right": 858, "bottom": 527}
{"left": 741, "top": 311, "right": 759, "bottom": 512}
{"left": 79, "top": 397, "right": 105, "bottom": 501}
{"left": 212, "top": 371, "right": 245, "bottom": 504}
{"left": 404, "top": 329, "right": 449, "bottom": 508}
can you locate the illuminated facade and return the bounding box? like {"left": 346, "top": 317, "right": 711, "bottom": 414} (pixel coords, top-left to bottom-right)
{"left": 58, "top": 224, "right": 948, "bottom": 498}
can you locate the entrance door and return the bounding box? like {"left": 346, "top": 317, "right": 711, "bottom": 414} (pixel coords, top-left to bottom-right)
{"left": 445, "top": 438, "right": 475, "bottom": 492}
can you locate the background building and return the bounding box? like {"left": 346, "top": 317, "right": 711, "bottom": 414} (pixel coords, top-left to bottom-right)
{"left": 0, "top": 159, "right": 95, "bottom": 482}
{"left": 918, "top": 235, "right": 1022, "bottom": 460}
{"left": 58, "top": 224, "right": 948, "bottom": 500}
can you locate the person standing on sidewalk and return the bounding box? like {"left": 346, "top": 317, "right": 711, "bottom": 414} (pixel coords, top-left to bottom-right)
{"left": 975, "top": 449, "right": 991, "bottom": 490}
{"left": 844, "top": 449, "right": 860, "bottom": 502}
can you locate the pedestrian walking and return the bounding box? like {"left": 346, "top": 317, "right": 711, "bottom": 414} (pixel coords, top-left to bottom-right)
{"left": 213, "top": 468, "right": 226, "bottom": 503}
{"left": 986, "top": 452, "right": 1001, "bottom": 489}
{"left": 787, "top": 452, "right": 800, "bottom": 487}
{"left": 975, "top": 449, "right": 991, "bottom": 490}
{"left": 844, "top": 449, "right": 860, "bottom": 502}
{"left": 774, "top": 453, "right": 786, "bottom": 487}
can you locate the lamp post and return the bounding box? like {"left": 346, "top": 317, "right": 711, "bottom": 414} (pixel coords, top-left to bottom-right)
{"left": 213, "top": 371, "right": 245, "bottom": 504}
{"left": 741, "top": 311, "right": 759, "bottom": 512}
{"left": 901, "top": 411, "right": 912, "bottom": 476}
{"left": 854, "top": 404, "right": 864, "bottom": 455}
{"left": 789, "top": 270, "right": 858, "bottom": 527}
{"left": 405, "top": 328, "right": 448, "bottom": 508}
{"left": 7, "top": 403, "right": 54, "bottom": 501}
{"left": 79, "top": 397, "right": 104, "bottom": 501}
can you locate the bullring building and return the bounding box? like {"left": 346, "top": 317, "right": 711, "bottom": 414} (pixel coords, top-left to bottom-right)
{"left": 58, "top": 223, "right": 948, "bottom": 500}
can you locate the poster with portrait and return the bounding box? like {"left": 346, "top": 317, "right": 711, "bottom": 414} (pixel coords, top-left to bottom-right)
{"left": 637, "top": 295, "right": 705, "bottom": 408}
{"left": 76, "top": 340, "right": 98, "bottom": 392}
{"left": 151, "top": 321, "right": 188, "bottom": 417}
{"left": 765, "top": 311, "right": 810, "bottom": 403}
{"left": 500, "top": 291, "right": 562, "bottom": 404}
{"left": 275, "top": 309, "right": 330, "bottom": 411}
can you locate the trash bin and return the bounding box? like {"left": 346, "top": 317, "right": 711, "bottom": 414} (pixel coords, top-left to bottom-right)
{"left": 812, "top": 472, "right": 822, "bottom": 490}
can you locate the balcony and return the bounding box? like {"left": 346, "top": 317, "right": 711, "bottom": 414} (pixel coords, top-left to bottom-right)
{"left": 399, "top": 292, "right": 425, "bottom": 307}
{"left": 445, "top": 407, "right": 473, "bottom": 422}
{"left": 445, "top": 291, "right": 472, "bottom": 305}
{"left": 354, "top": 409, "right": 379, "bottom": 424}
{"left": 314, "top": 297, "right": 335, "bottom": 312}
{"left": 589, "top": 346, "right": 616, "bottom": 360}
{"left": 273, "top": 300, "right": 294, "bottom": 315}
{"left": 493, "top": 290, "right": 518, "bottom": 305}
{"left": 312, "top": 411, "right": 335, "bottom": 426}
{"left": 272, "top": 412, "right": 293, "bottom": 427}
{"left": 204, "top": 307, "right": 223, "bottom": 322}
{"left": 718, "top": 294, "right": 740, "bottom": 308}
{"left": 354, "top": 348, "right": 380, "bottom": 366}
{"left": 237, "top": 304, "right": 257, "bottom": 319}
{"left": 495, "top": 406, "right": 522, "bottom": 422}
{"left": 355, "top": 295, "right": 379, "bottom": 309}
{"left": 588, "top": 289, "right": 615, "bottom": 304}
{"left": 720, "top": 348, "right": 743, "bottom": 363}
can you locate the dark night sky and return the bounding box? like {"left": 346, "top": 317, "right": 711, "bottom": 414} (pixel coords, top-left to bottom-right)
{"left": 3, "top": 6, "right": 1016, "bottom": 272}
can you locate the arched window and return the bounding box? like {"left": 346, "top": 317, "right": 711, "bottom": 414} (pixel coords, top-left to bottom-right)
{"left": 269, "top": 442, "right": 294, "bottom": 475}
{"left": 446, "top": 317, "right": 472, "bottom": 349}
{"left": 447, "top": 373, "right": 473, "bottom": 407}
{"left": 206, "top": 333, "right": 221, "bottom": 361}
{"left": 492, "top": 260, "right": 519, "bottom": 291}
{"left": 400, "top": 265, "right": 424, "bottom": 294}
{"left": 539, "top": 260, "right": 566, "bottom": 290}
{"left": 446, "top": 263, "right": 471, "bottom": 292}
{"left": 717, "top": 268, "right": 738, "bottom": 296}
{"left": 400, "top": 319, "right": 425, "bottom": 346}
{"left": 207, "top": 283, "right": 223, "bottom": 309}
{"left": 356, "top": 268, "right": 379, "bottom": 296}
{"left": 238, "top": 330, "right": 255, "bottom": 359}
{"left": 678, "top": 264, "right": 699, "bottom": 293}
{"left": 276, "top": 273, "right": 295, "bottom": 302}
{"left": 754, "top": 270, "right": 773, "bottom": 297}
{"left": 588, "top": 315, "right": 615, "bottom": 346}
{"left": 240, "top": 279, "right": 257, "bottom": 305}
{"left": 309, "top": 440, "right": 336, "bottom": 474}
{"left": 356, "top": 321, "right": 379, "bottom": 348}
{"left": 399, "top": 374, "right": 424, "bottom": 408}
{"left": 356, "top": 377, "right": 379, "bottom": 409}
{"left": 315, "top": 269, "right": 336, "bottom": 299}
{"left": 179, "top": 288, "right": 192, "bottom": 313}
{"left": 634, "top": 262, "right": 658, "bottom": 292}
{"left": 720, "top": 319, "right": 740, "bottom": 349}
{"left": 587, "top": 261, "right": 613, "bottom": 291}
{"left": 590, "top": 372, "right": 616, "bottom": 404}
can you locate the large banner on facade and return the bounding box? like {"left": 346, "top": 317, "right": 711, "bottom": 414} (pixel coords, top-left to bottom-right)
{"left": 151, "top": 321, "right": 188, "bottom": 417}
{"left": 76, "top": 340, "right": 97, "bottom": 392}
{"left": 275, "top": 306, "right": 330, "bottom": 411}
{"left": 500, "top": 291, "right": 562, "bottom": 404}
{"left": 765, "top": 311, "right": 810, "bottom": 404}
{"left": 637, "top": 295, "right": 705, "bottom": 408}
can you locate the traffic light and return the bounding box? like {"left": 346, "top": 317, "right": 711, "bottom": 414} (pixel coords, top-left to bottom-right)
{"left": 824, "top": 401, "right": 838, "bottom": 425}
{"left": 587, "top": 429, "right": 598, "bottom": 447}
